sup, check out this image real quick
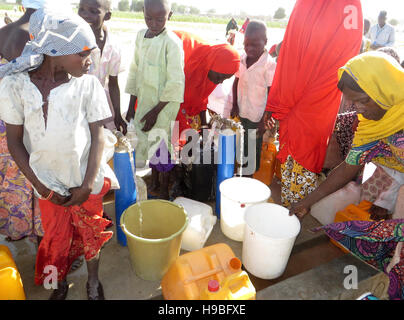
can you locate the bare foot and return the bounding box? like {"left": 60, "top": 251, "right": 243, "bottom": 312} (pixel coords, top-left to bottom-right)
{"left": 148, "top": 169, "right": 160, "bottom": 194}
{"left": 103, "top": 212, "right": 114, "bottom": 229}
{"left": 49, "top": 280, "right": 68, "bottom": 300}
{"left": 159, "top": 190, "right": 170, "bottom": 200}
{"left": 148, "top": 181, "right": 160, "bottom": 194}
{"left": 68, "top": 256, "right": 84, "bottom": 274}
{"left": 86, "top": 280, "right": 105, "bottom": 300}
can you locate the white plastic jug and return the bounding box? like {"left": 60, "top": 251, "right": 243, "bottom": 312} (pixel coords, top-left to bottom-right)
{"left": 174, "top": 197, "right": 217, "bottom": 251}
{"left": 103, "top": 128, "right": 120, "bottom": 189}
{"left": 310, "top": 181, "right": 361, "bottom": 226}
{"left": 220, "top": 177, "right": 271, "bottom": 241}
{"left": 242, "top": 203, "right": 300, "bottom": 279}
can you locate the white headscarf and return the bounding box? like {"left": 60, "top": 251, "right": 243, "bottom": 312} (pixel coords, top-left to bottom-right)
{"left": 22, "top": 0, "right": 46, "bottom": 9}
{"left": 22, "top": 0, "right": 72, "bottom": 11}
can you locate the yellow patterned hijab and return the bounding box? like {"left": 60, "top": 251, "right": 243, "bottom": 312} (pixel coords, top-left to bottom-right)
{"left": 338, "top": 51, "right": 404, "bottom": 147}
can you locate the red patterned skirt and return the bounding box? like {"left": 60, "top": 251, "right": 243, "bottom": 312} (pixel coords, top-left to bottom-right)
{"left": 34, "top": 179, "right": 113, "bottom": 285}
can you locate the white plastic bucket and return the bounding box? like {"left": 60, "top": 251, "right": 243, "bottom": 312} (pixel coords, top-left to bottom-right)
{"left": 220, "top": 177, "right": 271, "bottom": 241}
{"left": 242, "top": 203, "right": 301, "bottom": 279}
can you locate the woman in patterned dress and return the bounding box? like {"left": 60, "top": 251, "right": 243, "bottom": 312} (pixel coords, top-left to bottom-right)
{"left": 0, "top": 1, "right": 45, "bottom": 242}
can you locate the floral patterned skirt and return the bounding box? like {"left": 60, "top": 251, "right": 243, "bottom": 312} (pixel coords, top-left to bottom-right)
{"left": 280, "top": 155, "right": 320, "bottom": 208}
{"left": 0, "top": 120, "right": 44, "bottom": 240}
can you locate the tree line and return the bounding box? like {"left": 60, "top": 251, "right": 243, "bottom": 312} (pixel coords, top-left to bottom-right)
{"left": 118, "top": 1, "right": 200, "bottom": 15}
{"left": 116, "top": 1, "right": 290, "bottom": 22}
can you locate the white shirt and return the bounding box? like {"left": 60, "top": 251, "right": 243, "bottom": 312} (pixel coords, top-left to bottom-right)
{"left": 207, "top": 76, "right": 234, "bottom": 118}
{"left": 89, "top": 30, "right": 125, "bottom": 120}
{"left": 0, "top": 72, "right": 115, "bottom": 197}
{"left": 89, "top": 30, "right": 124, "bottom": 89}
{"left": 235, "top": 51, "right": 276, "bottom": 123}
{"left": 369, "top": 23, "right": 395, "bottom": 47}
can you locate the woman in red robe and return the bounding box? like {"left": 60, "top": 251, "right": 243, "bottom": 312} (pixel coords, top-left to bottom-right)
{"left": 169, "top": 31, "right": 240, "bottom": 197}
{"left": 173, "top": 30, "right": 240, "bottom": 142}
{"left": 266, "top": 0, "right": 363, "bottom": 208}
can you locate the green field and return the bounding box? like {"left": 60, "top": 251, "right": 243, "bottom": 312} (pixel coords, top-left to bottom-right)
{"left": 0, "top": 3, "right": 14, "bottom": 10}
{"left": 0, "top": 3, "right": 286, "bottom": 28}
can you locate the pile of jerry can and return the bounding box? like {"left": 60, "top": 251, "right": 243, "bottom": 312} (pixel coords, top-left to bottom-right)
{"left": 0, "top": 245, "right": 26, "bottom": 300}
{"left": 331, "top": 200, "right": 373, "bottom": 253}
{"left": 161, "top": 243, "right": 256, "bottom": 300}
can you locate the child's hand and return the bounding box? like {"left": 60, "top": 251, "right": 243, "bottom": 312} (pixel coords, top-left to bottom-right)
{"left": 231, "top": 103, "right": 239, "bottom": 118}
{"left": 141, "top": 102, "right": 167, "bottom": 132}
{"left": 141, "top": 108, "right": 160, "bottom": 132}
{"left": 38, "top": 185, "right": 69, "bottom": 206}
{"left": 263, "top": 111, "right": 276, "bottom": 130}
{"left": 125, "top": 108, "right": 135, "bottom": 123}
{"left": 50, "top": 192, "right": 71, "bottom": 206}
{"left": 62, "top": 186, "right": 92, "bottom": 207}
{"left": 257, "top": 118, "right": 266, "bottom": 137}
{"left": 125, "top": 95, "right": 137, "bottom": 123}
{"left": 115, "top": 114, "right": 128, "bottom": 135}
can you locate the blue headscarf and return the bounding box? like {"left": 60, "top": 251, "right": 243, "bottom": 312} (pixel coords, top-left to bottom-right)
{"left": 0, "top": 8, "right": 97, "bottom": 78}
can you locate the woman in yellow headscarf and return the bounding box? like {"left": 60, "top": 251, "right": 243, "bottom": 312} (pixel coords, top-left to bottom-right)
{"left": 290, "top": 51, "right": 404, "bottom": 220}
{"left": 289, "top": 51, "right": 404, "bottom": 300}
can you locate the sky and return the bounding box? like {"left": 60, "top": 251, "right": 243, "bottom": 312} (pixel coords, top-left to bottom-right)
{"left": 106, "top": 0, "right": 404, "bottom": 21}
{"left": 168, "top": 0, "right": 403, "bottom": 20}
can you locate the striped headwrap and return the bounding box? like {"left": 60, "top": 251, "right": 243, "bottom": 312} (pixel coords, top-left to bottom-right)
{"left": 0, "top": 7, "right": 97, "bottom": 78}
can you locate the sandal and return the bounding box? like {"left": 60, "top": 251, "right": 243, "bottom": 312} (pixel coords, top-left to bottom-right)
{"left": 86, "top": 281, "right": 105, "bottom": 300}
{"left": 49, "top": 281, "right": 69, "bottom": 300}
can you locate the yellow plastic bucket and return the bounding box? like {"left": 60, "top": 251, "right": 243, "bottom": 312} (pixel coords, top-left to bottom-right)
{"left": 120, "top": 200, "right": 188, "bottom": 281}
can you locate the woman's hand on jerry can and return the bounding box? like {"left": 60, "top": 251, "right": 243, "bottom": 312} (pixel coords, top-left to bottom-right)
{"left": 369, "top": 204, "right": 391, "bottom": 221}
{"left": 289, "top": 200, "right": 311, "bottom": 220}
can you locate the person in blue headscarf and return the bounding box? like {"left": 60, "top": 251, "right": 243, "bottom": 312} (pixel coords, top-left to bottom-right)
{"left": 0, "top": 8, "right": 116, "bottom": 300}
